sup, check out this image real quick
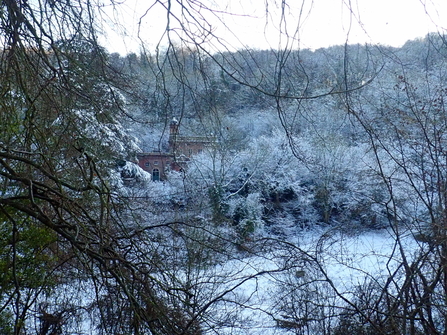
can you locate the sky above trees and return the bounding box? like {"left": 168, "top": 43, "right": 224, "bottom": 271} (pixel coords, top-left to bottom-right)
{"left": 102, "top": 0, "right": 447, "bottom": 55}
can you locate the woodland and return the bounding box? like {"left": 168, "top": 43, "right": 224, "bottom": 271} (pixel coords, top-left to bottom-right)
{"left": 1, "top": 0, "right": 447, "bottom": 334}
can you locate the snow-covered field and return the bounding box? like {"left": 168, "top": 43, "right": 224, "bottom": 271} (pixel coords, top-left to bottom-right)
{"left": 39, "top": 226, "right": 413, "bottom": 334}
{"left": 210, "top": 227, "right": 412, "bottom": 334}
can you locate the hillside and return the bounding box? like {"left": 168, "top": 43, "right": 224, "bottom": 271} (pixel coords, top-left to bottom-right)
{"left": 110, "top": 33, "right": 447, "bottom": 333}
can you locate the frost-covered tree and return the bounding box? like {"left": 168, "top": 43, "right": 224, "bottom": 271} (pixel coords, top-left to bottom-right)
{"left": 0, "top": 1, "right": 200, "bottom": 333}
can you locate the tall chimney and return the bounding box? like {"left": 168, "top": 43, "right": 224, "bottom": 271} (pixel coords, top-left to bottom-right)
{"left": 170, "top": 117, "right": 179, "bottom": 135}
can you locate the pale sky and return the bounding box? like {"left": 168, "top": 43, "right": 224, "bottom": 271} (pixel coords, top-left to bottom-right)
{"left": 101, "top": 0, "right": 447, "bottom": 54}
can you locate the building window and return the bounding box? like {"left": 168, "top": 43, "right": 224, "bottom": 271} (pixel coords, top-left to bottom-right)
{"left": 152, "top": 169, "right": 160, "bottom": 181}
{"left": 154, "top": 161, "right": 159, "bottom": 165}
{"left": 145, "top": 162, "right": 150, "bottom": 167}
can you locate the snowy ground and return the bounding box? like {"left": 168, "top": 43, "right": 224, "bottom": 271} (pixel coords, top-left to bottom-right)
{"left": 210, "top": 227, "right": 412, "bottom": 335}
{"left": 47, "top": 227, "right": 412, "bottom": 334}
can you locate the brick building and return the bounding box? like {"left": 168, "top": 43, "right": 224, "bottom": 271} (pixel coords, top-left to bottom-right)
{"left": 137, "top": 118, "right": 216, "bottom": 181}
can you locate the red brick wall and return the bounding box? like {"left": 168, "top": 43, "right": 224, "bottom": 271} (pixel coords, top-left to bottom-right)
{"left": 137, "top": 153, "right": 174, "bottom": 181}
